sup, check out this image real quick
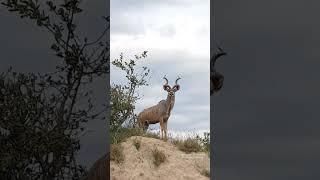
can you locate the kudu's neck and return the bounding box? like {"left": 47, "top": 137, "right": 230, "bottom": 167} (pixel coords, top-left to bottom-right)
{"left": 166, "top": 94, "right": 175, "bottom": 108}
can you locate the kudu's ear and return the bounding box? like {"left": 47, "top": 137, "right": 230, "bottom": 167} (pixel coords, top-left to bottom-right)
{"left": 163, "top": 85, "right": 171, "bottom": 91}
{"left": 173, "top": 85, "right": 180, "bottom": 92}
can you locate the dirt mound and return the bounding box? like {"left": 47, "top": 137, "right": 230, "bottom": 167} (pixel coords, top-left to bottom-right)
{"left": 110, "top": 136, "right": 210, "bottom": 180}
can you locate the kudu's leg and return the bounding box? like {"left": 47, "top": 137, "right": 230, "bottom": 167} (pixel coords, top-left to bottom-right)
{"left": 144, "top": 120, "right": 149, "bottom": 132}
{"left": 164, "top": 122, "right": 168, "bottom": 141}
{"left": 160, "top": 119, "right": 164, "bottom": 139}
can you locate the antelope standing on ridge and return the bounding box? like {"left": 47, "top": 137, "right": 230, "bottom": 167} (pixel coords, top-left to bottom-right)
{"left": 137, "top": 76, "right": 181, "bottom": 140}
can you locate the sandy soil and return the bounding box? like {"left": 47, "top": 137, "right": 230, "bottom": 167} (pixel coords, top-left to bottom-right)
{"left": 110, "top": 136, "right": 210, "bottom": 180}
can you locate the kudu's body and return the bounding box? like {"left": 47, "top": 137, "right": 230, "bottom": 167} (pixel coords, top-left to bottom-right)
{"left": 137, "top": 76, "right": 181, "bottom": 140}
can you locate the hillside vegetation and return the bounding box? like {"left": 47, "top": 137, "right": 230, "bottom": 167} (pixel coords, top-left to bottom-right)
{"left": 110, "top": 132, "right": 210, "bottom": 180}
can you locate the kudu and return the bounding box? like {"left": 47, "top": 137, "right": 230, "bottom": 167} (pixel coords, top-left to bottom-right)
{"left": 137, "top": 76, "right": 181, "bottom": 140}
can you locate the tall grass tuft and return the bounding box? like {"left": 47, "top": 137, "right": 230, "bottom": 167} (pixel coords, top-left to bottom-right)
{"left": 132, "top": 137, "right": 141, "bottom": 150}
{"left": 151, "top": 148, "right": 166, "bottom": 167}
{"left": 175, "top": 137, "right": 202, "bottom": 153}
{"left": 110, "top": 144, "right": 125, "bottom": 164}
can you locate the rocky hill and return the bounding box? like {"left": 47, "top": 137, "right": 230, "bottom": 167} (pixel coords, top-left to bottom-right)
{"left": 110, "top": 136, "right": 210, "bottom": 180}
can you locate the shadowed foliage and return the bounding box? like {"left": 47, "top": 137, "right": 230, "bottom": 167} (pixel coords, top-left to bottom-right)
{"left": 0, "top": 0, "right": 108, "bottom": 179}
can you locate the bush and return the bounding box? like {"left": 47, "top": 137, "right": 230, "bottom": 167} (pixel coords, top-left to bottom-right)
{"left": 110, "top": 128, "right": 143, "bottom": 144}
{"left": 111, "top": 128, "right": 162, "bottom": 144}
{"left": 110, "top": 52, "right": 150, "bottom": 131}
{"left": 110, "top": 144, "right": 125, "bottom": 164}
{"left": 175, "top": 138, "right": 202, "bottom": 154}
{"left": 197, "top": 132, "right": 210, "bottom": 154}
{"left": 151, "top": 148, "right": 166, "bottom": 167}
{"left": 200, "top": 169, "right": 210, "bottom": 177}
{"left": 132, "top": 137, "right": 141, "bottom": 150}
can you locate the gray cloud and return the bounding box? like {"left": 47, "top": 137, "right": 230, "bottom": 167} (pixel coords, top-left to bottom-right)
{"left": 111, "top": 0, "right": 207, "bottom": 10}
{"left": 110, "top": 0, "right": 209, "bottom": 39}
{"left": 110, "top": 11, "right": 147, "bottom": 36}
{"left": 111, "top": 52, "right": 210, "bottom": 132}
{"left": 156, "top": 24, "right": 176, "bottom": 37}
{"left": 111, "top": 0, "right": 210, "bottom": 134}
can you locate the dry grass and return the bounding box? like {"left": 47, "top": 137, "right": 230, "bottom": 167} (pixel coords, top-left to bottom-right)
{"left": 171, "top": 138, "right": 180, "bottom": 146}
{"left": 111, "top": 128, "right": 143, "bottom": 144}
{"left": 143, "top": 131, "right": 160, "bottom": 139}
{"left": 195, "top": 161, "right": 210, "bottom": 178}
{"left": 111, "top": 128, "right": 161, "bottom": 145}
{"left": 132, "top": 137, "right": 141, "bottom": 150}
{"left": 173, "top": 137, "right": 202, "bottom": 154}
{"left": 200, "top": 169, "right": 210, "bottom": 177}
{"left": 110, "top": 144, "right": 125, "bottom": 164}
{"left": 151, "top": 148, "right": 166, "bottom": 167}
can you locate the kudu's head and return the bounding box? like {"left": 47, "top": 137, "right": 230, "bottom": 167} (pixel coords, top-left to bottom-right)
{"left": 163, "top": 76, "right": 181, "bottom": 97}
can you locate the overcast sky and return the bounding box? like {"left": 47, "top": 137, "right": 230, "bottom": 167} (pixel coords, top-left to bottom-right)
{"left": 213, "top": 0, "right": 320, "bottom": 179}
{"left": 111, "top": 0, "right": 210, "bottom": 135}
